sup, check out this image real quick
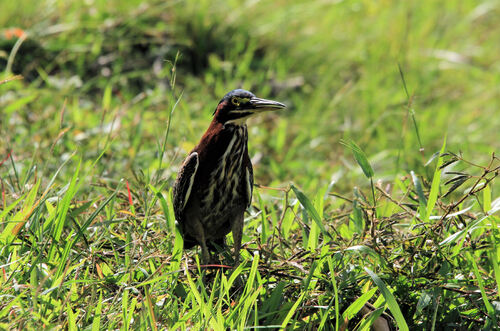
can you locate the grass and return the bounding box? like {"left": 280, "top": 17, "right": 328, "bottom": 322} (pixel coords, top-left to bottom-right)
{"left": 1, "top": 0, "right": 500, "bottom": 329}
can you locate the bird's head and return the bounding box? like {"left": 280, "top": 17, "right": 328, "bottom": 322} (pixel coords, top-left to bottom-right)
{"left": 213, "top": 89, "right": 286, "bottom": 126}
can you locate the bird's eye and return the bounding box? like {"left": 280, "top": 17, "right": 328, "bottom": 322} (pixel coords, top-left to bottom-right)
{"left": 231, "top": 97, "right": 240, "bottom": 106}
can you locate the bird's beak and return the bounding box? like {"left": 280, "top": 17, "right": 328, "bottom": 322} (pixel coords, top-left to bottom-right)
{"left": 249, "top": 97, "right": 286, "bottom": 113}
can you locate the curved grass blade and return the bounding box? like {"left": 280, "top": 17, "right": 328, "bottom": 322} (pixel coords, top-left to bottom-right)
{"left": 280, "top": 291, "right": 306, "bottom": 329}
{"left": 425, "top": 138, "right": 446, "bottom": 220}
{"left": 342, "top": 287, "right": 378, "bottom": 321}
{"left": 340, "top": 138, "right": 374, "bottom": 179}
{"left": 468, "top": 252, "right": 497, "bottom": 327}
{"left": 410, "top": 171, "right": 427, "bottom": 220}
{"left": 364, "top": 267, "right": 409, "bottom": 331}
{"left": 291, "top": 184, "right": 333, "bottom": 240}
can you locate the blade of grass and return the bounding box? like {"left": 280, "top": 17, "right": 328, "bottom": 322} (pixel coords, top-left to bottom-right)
{"left": 327, "top": 256, "right": 340, "bottom": 331}
{"left": 411, "top": 171, "right": 427, "bottom": 220}
{"left": 291, "top": 184, "right": 333, "bottom": 240}
{"left": 425, "top": 137, "right": 446, "bottom": 221}
{"left": 185, "top": 266, "right": 219, "bottom": 330}
{"left": 488, "top": 249, "right": 500, "bottom": 301}
{"left": 342, "top": 287, "right": 378, "bottom": 321}
{"left": 365, "top": 267, "right": 409, "bottom": 331}
{"left": 398, "top": 63, "right": 423, "bottom": 153}
{"left": 144, "top": 287, "right": 158, "bottom": 331}
{"left": 122, "top": 289, "right": 129, "bottom": 330}
{"left": 280, "top": 291, "right": 306, "bottom": 329}
{"left": 91, "top": 291, "right": 103, "bottom": 331}
{"left": 483, "top": 184, "right": 491, "bottom": 212}
{"left": 468, "top": 252, "right": 496, "bottom": 326}
{"left": 0, "top": 179, "right": 40, "bottom": 245}
{"left": 340, "top": 138, "right": 376, "bottom": 207}
{"left": 67, "top": 304, "right": 77, "bottom": 331}
{"left": 157, "top": 51, "right": 182, "bottom": 174}
{"left": 239, "top": 285, "right": 262, "bottom": 330}
{"left": 243, "top": 252, "right": 260, "bottom": 296}
{"left": 54, "top": 190, "right": 118, "bottom": 279}
{"left": 0, "top": 192, "right": 26, "bottom": 221}
{"left": 53, "top": 158, "right": 81, "bottom": 242}
{"left": 358, "top": 307, "right": 385, "bottom": 331}
{"left": 340, "top": 138, "right": 374, "bottom": 179}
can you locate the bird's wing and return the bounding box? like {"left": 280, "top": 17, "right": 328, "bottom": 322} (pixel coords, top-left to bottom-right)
{"left": 244, "top": 160, "right": 254, "bottom": 209}
{"left": 173, "top": 152, "right": 199, "bottom": 221}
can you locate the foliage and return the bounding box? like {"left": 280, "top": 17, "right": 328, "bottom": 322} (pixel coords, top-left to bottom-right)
{"left": 1, "top": 0, "right": 499, "bottom": 329}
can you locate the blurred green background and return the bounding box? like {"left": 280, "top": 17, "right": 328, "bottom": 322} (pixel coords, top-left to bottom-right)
{"left": 2, "top": 1, "right": 500, "bottom": 329}
{"left": 2, "top": 0, "right": 499, "bottom": 194}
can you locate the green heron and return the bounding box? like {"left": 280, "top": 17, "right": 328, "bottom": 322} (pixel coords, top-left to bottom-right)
{"left": 173, "top": 89, "right": 286, "bottom": 263}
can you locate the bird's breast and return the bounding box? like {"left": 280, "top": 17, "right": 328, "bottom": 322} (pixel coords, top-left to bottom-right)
{"left": 199, "top": 126, "right": 249, "bottom": 222}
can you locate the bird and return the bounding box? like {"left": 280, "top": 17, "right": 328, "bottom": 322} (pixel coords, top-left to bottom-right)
{"left": 173, "top": 89, "right": 286, "bottom": 263}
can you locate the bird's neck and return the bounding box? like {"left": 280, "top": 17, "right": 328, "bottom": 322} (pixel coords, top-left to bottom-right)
{"left": 224, "top": 117, "right": 248, "bottom": 126}
{"left": 208, "top": 119, "right": 248, "bottom": 133}
{"left": 198, "top": 121, "right": 248, "bottom": 155}
{"left": 196, "top": 120, "right": 248, "bottom": 174}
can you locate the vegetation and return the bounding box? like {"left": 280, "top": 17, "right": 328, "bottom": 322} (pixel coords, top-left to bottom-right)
{"left": 1, "top": 0, "right": 499, "bottom": 329}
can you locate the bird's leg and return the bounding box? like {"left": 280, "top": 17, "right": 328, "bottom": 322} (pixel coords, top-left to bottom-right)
{"left": 231, "top": 213, "right": 244, "bottom": 265}
{"left": 200, "top": 237, "right": 211, "bottom": 264}
{"left": 191, "top": 219, "right": 211, "bottom": 264}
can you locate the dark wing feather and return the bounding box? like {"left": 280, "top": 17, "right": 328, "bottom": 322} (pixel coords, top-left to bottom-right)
{"left": 244, "top": 159, "right": 254, "bottom": 208}
{"left": 173, "top": 152, "right": 199, "bottom": 221}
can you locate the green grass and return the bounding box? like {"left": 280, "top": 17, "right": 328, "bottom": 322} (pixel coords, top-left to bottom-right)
{"left": 1, "top": 0, "right": 500, "bottom": 329}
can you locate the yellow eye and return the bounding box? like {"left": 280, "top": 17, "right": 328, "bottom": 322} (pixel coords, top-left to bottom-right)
{"left": 231, "top": 97, "right": 240, "bottom": 106}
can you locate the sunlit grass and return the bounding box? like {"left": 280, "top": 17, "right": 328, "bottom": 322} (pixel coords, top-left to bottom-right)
{"left": 1, "top": 0, "right": 499, "bottom": 329}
